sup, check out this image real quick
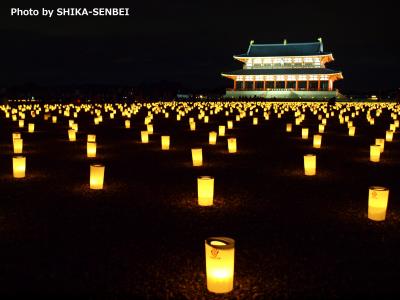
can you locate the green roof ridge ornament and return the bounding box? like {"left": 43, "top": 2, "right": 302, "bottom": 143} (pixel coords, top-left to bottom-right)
{"left": 284, "top": 39, "right": 287, "bottom": 45}
{"left": 318, "top": 37, "right": 323, "bottom": 52}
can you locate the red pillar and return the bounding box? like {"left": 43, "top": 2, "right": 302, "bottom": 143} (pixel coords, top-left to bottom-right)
{"left": 306, "top": 80, "right": 309, "bottom": 91}
{"left": 253, "top": 80, "right": 256, "bottom": 90}
{"left": 328, "top": 80, "right": 333, "bottom": 91}
{"left": 233, "top": 79, "right": 237, "bottom": 91}
{"left": 318, "top": 80, "right": 321, "bottom": 91}
{"left": 263, "top": 80, "right": 266, "bottom": 90}
{"left": 295, "top": 80, "right": 299, "bottom": 91}
{"left": 284, "top": 80, "right": 287, "bottom": 90}
{"left": 274, "top": 79, "right": 276, "bottom": 90}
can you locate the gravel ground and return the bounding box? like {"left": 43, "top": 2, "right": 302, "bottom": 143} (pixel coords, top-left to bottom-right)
{"left": 0, "top": 101, "right": 400, "bottom": 299}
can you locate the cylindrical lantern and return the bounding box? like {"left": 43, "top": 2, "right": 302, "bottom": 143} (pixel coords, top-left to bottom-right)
{"left": 385, "top": 130, "right": 393, "bottom": 142}
{"left": 87, "top": 142, "right": 97, "bottom": 158}
{"left": 90, "top": 164, "right": 105, "bottom": 190}
{"left": 18, "top": 119, "right": 24, "bottom": 128}
{"left": 191, "top": 148, "right": 203, "bottom": 167}
{"left": 189, "top": 121, "right": 196, "bottom": 131}
{"left": 147, "top": 124, "right": 154, "bottom": 134}
{"left": 125, "top": 120, "right": 131, "bottom": 128}
{"left": 227, "top": 138, "right": 237, "bottom": 153}
{"left": 28, "top": 123, "right": 35, "bottom": 133}
{"left": 209, "top": 131, "right": 217, "bottom": 145}
{"left": 348, "top": 126, "right": 356, "bottom": 136}
{"left": 161, "top": 136, "right": 170, "bottom": 150}
{"left": 68, "top": 129, "right": 76, "bottom": 142}
{"left": 13, "top": 156, "right": 26, "bottom": 178}
{"left": 218, "top": 126, "right": 226, "bottom": 137}
{"left": 286, "top": 123, "right": 292, "bottom": 132}
{"left": 197, "top": 176, "right": 214, "bottom": 206}
{"left": 304, "top": 154, "right": 316, "bottom": 176}
{"left": 318, "top": 124, "right": 325, "bottom": 133}
{"left": 313, "top": 134, "right": 322, "bottom": 149}
{"left": 375, "top": 138, "right": 385, "bottom": 153}
{"left": 302, "top": 128, "right": 309, "bottom": 139}
{"left": 370, "top": 145, "right": 381, "bottom": 162}
{"left": 141, "top": 131, "right": 149, "bottom": 143}
{"left": 253, "top": 117, "right": 258, "bottom": 125}
{"left": 205, "top": 237, "right": 235, "bottom": 293}
{"left": 368, "top": 186, "right": 389, "bottom": 221}
{"left": 12, "top": 132, "right": 21, "bottom": 141}
{"left": 13, "top": 138, "right": 23, "bottom": 154}
{"left": 87, "top": 134, "right": 96, "bottom": 143}
{"left": 227, "top": 120, "right": 233, "bottom": 129}
{"left": 52, "top": 116, "right": 57, "bottom": 123}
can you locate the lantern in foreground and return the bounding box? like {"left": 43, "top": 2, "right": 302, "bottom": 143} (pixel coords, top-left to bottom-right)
{"left": 13, "top": 156, "right": 26, "bottom": 178}
{"left": 13, "top": 138, "right": 23, "bottom": 154}
{"left": 385, "top": 130, "right": 393, "bottom": 142}
{"left": 205, "top": 237, "right": 235, "bottom": 293}
{"left": 218, "top": 126, "right": 226, "bottom": 137}
{"left": 304, "top": 154, "right": 316, "bottom": 176}
{"left": 227, "top": 138, "right": 237, "bottom": 153}
{"left": 87, "top": 142, "right": 97, "bottom": 158}
{"left": 313, "top": 134, "right": 322, "bottom": 149}
{"left": 28, "top": 123, "right": 35, "bottom": 133}
{"left": 348, "top": 126, "right": 356, "bottom": 136}
{"left": 141, "top": 131, "right": 149, "bottom": 143}
{"left": 68, "top": 129, "right": 76, "bottom": 142}
{"left": 370, "top": 145, "right": 381, "bottom": 162}
{"left": 209, "top": 131, "right": 217, "bottom": 145}
{"left": 161, "top": 136, "right": 170, "bottom": 150}
{"left": 90, "top": 164, "right": 105, "bottom": 190}
{"left": 301, "top": 128, "right": 309, "bottom": 139}
{"left": 368, "top": 186, "right": 389, "bottom": 221}
{"left": 191, "top": 148, "right": 203, "bottom": 166}
{"left": 198, "top": 176, "right": 214, "bottom": 206}
{"left": 286, "top": 123, "right": 292, "bottom": 132}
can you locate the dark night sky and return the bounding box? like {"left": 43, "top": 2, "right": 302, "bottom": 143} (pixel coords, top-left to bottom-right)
{"left": 0, "top": 1, "right": 399, "bottom": 92}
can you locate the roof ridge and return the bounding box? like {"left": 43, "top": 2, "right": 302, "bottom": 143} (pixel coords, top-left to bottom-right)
{"left": 251, "top": 42, "right": 320, "bottom": 46}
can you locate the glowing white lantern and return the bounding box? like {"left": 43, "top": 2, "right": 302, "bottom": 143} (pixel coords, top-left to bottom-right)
{"left": 218, "top": 126, "right": 226, "bottom": 137}
{"left": 13, "top": 156, "right": 26, "bottom": 178}
{"left": 313, "top": 134, "right": 322, "bottom": 149}
{"left": 304, "top": 154, "right": 316, "bottom": 176}
{"left": 370, "top": 145, "right": 381, "bottom": 162}
{"left": 302, "top": 128, "right": 309, "bottom": 139}
{"left": 368, "top": 186, "right": 389, "bottom": 221}
{"left": 161, "top": 136, "right": 170, "bottom": 150}
{"left": 227, "top": 138, "right": 237, "bottom": 153}
{"left": 141, "top": 131, "right": 149, "bottom": 143}
{"left": 197, "top": 176, "right": 214, "bottom": 206}
{"left": 90, "top": 164, "right": 105, "bottom": 190}
{"left": 191, "top": 148, "right": 203, "bottom": 166}
{"left": 209, "top": 131, "right": 217, "bottom": 145}
{"left": 87, "top": 142, "right": 97, "bottom": 158}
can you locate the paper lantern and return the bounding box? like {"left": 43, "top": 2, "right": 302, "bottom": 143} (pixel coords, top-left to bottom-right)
{"left": 13, "top": 156, "right": 26, "bottom": 178}
{"left": 218, "top": 126, "right": 226, "bottom": 137}
{"left": 161, "top": 136, "right": 170, "bottom": 150}
{"left": 87, "top": 134, "right": 96, "bottom": 143}
{"left": 375, "top": 138, "right": 385, "bottom": 153}
{"left": 227, "top": 138, "right": 237, "bottom": 153}
{"left": 304, "top": 154, "right": 316, "bottom": 176}
{"left": 204, "top": 116, "right": 209, "bottom": 123}
{"left": 348, "top": 126, "right": 356, "bottom": 136}
{"left": 209, "top": 131, "right": 217, "bottom": 145}
{"left": 190, "top": 121, "right": 196, "bottom": 131}
{"left": 18, "top": 119, "right": 24, "bottom": 128}
{"left": 318, "top": 124, "right": 325, "bottom": 133}
{"left": 28, "top": 123, "right": 35, "bottom": 133}
{"left": 313, "top": 134, "right": 322, "bottom": 149}
{"left": 368, "top": 186, "right": 389, "bottom": 221}
{"left": 205, "top": 237, "right": 235, "bottom": 293}
{"left": 141, "top": 131, "right": 149, "bottom": 143}
{"left": 191, "top": 148, "right": 203, "bottom": 167}
{"left": 197, "top": 176, "right": 214, "bottom": 206}
{"left": 286, "top": 123, "right": 292, "bottom": 132}
{"left": 301, "top": 128, "right": 309, "bottom": 139}
{"left": 13, "top": 138, "right": 23, "bottom": 154}
{"left": 87, "top": 142, "right": 97, "bottom": 158}
{"left": 147, "top": 124, "right": 154, "bottom": 134}
{"left": 370, "top": 145, "right": 381, "bottom": 162}
{"left": 253, "top": 117, "right": 258, "bottom": 125}
{"left": 12, "top": 132, "right": 21, "bottom": 141}
{"left": 90, "top": 164, "right": 105, "bottom": 190}
{"left": 68, "top": 129, "right": 76, "bottom": 142}
{"left": 385, "top": 130, "right": 393, "bottom": 142}
{"left": 125, "top": 120, "right": 131, "bottom": 128}
{"left": 71, "top": 123, "right": 78, "bottom": 132}
{"left": 227, "top": 120, "right": 233, "bottom": 129}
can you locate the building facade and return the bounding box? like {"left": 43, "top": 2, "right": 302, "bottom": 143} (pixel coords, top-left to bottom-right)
{"left": 222, "top": 39, "right": 343, "bottom": 100}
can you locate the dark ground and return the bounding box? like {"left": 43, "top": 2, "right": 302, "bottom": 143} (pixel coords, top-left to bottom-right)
{"left": 0, "top": 102, "right": 399, "bottom": 299}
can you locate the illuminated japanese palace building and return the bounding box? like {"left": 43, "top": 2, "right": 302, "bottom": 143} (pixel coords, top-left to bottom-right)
{"left": 222, "top": 39, "right": 344, "bottom": 99}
